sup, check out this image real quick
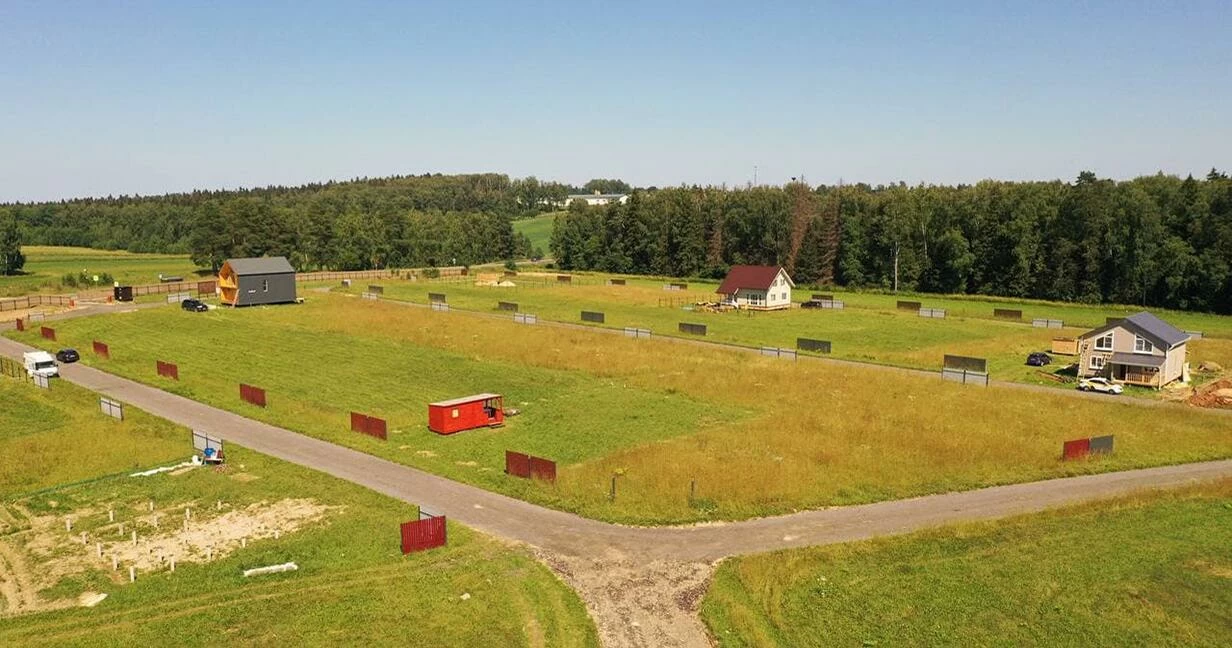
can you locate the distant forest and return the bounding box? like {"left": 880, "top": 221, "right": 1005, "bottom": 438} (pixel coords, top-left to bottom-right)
{"left": 552, "top": 171, "right": 1232, "bottom": 313}
{"left": 4, "top": 170, "right": 1231, "bottom": 313}
{"left": 0, "top": 174, "right": 570, "bottom": 271}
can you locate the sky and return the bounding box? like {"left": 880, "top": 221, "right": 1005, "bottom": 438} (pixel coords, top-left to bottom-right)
{"left": 1, "top": 0, "right": 1229, "bottom": 202}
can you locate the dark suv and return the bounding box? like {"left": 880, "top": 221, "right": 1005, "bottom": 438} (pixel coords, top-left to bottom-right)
{"left": 181, "top": 298, "right": 209, "bottom": 312}
{"left": 1026, "top": 352, "right": 1052, "bottom": 366}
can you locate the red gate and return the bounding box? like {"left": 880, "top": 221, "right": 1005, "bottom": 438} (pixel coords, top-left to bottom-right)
{"left": 92, "top": 341, "right": 110, "bottom": 359}
{"left": 529, "top": 456, "right": 557, "bottom": 482}
{"left": 40, "top": 326, "right": 55, "bottom": 341}
{"left": 506, "top": 451, "right": 556, "bottom": 482}
{"left": 505, "top": 451, "right": 531, "bottom": 478}
{"left": 350, "top": 412, "right": 388, "bottom": 440}
{"left": 400, "top": 516, "right": 447, "bottom": 554}
{"left": 240, "top": 384, "right": 267, "bottom": 407}
{"left": 1062, "top": 438, "right": 1091, "bottom": 461}
{"left": 156, "top": 360, "right": 179, "bottom": 380}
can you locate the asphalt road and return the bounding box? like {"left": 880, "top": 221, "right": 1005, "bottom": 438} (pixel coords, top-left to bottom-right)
{"left": 2, "top": 334, "right": 1228, "bottom": 563}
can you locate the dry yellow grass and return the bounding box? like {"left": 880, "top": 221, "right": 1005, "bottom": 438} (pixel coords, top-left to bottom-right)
{"left": 279, "top": 296, "right": 1232, "bottom": 521}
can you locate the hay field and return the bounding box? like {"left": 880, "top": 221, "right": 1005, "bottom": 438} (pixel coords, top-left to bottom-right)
{"left": 0, "top": 246, "right": 207, "bottom": 298}
{"left": 9, "top": 294, "right": 1230, "bottom": 524}
{"left": 0, "top": 378, "right": 596, "bottom": 646}
{"left": 344, "top": 275, "right": 1232, "bottom": 394}
{"left": 701, "top": 479, "right": 1232, "bottom": 647}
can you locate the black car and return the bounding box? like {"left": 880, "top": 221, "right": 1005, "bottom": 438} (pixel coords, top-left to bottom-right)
{"left": 800, "top": 300, "right": 823, "bottom": 309}
{"left": 55, "top": 348, "right": 80, "bottom": 363}
{"left": 1026, "top": 352, "right": 1052, "bottom": 366}
{"left": 181, "top": 298, "right": 209, "bottom": 312}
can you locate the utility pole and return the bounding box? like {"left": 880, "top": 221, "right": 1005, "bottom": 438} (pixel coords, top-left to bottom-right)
{"left": 753, "top": 165, "right": 758, "bottom": 186}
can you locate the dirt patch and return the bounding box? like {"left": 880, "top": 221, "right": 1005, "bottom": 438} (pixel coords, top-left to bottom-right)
{"left": 2, "top": 498, "right": 336, "bottom": 617}
{"left": 0, "top": 539, "right": 39, "bottom": 615}
{"left": 229, "top": 472, "right": 260, "bottom": 482}
{"left": 87, "top": 499, "right": 336, "bottom": 571}
{"left": 1188, "top": 379, "right": 1232, "bottom": 409}
{"left": 535, "top": 550, "right": 715, "bottom": 648}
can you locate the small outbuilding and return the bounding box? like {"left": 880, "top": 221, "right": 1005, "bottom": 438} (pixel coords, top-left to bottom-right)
{"left": 219, "top": 257, "right": 297, "bottom": 307}
{"left": 716, "top": 265, "right": 794, "bottom": 310}
{"left": 428, "top": 393, "right": 505, "bottom": 435}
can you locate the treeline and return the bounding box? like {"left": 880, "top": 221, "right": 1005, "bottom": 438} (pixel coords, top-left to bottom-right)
{"left": 552, "top": 170, "right": 1232, "bottom": 313}
{"left": 0, "top": 173, "right": 569, "bottom": 270}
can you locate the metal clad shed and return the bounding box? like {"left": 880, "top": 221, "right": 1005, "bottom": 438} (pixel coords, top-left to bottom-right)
{"left": 219, "top": 257, "right": 297, "bottom": 307}
{"left": 428, "top": 393, "right": 504, "bottom": 435}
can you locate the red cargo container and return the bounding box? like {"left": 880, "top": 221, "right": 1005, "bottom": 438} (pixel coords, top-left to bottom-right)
{"left": 428, "top": 393, "right": 504, "bottom": 435}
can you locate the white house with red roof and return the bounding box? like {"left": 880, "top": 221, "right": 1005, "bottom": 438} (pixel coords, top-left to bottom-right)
{"left": 715, "top": 265, "right": 794, "bottom": 310}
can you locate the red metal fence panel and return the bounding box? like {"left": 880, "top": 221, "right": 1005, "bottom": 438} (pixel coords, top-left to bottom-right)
{"left": 505, "top": 451, "right": 531, "bottom": 478}
{"left": 506, "top": 451, "right": 556, "bottom": 481}
{"left": 240, "top": 384, "right": 267, "bottom": 407}
{"left": 14, "top": 318, "right": 23, "bottom": 331}
{"left": 350, "top": 412, "right": 388, "bottom": 440}
{"left": 366, "top": 416, "right": 387, "bottom": 439}
{"left": 156, "top": 360, "right": 179, "bottom": 380}
{"left": 1062, "top": 438, "right": 1091, "bottom": 461}
{"left": 40, "top": 326, "right": 55, "bottom": 341}
{"left": 528, "top": 456, "right": 557, "bottom": 482}
{"left": 400, "top": 516, "right": 447, "bottom": 554}
{"left": 92, "top": 341, "right": 109, "bottom": 359}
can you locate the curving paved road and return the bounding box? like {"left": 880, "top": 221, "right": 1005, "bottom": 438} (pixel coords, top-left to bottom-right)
{"left": 2, "top": 334, "right": 1229, "bottom": 562}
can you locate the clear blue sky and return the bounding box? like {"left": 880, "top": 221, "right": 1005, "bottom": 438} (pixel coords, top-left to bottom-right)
{"left": 1, "top": 1, "right": 1228, "bottom": 201}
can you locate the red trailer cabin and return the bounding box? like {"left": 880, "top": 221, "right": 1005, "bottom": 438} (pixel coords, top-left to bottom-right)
{"left": 428, "top": 393, "right": 504, "bottom": 435}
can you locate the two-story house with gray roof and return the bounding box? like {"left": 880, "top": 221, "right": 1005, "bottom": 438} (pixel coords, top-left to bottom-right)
{"left": 1076, "top": 312, "right": 1189, "bottom": 388}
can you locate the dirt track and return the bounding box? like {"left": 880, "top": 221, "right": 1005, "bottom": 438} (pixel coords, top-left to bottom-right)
{"left": 3, "top": 324, "right": 1231, "bottom": 646}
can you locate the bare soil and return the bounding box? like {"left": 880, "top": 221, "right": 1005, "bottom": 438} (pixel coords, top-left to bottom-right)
{"left": 1, "top": 498, "right": 335, "bottom": 617}
{"left": 536, "top": 550, "right": 716, "bottom": 648}
{"left": 1189, "top": 379, "right": 1232, "bottom": 409}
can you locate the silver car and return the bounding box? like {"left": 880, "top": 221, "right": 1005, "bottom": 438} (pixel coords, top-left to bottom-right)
{"left": 1077, "top": 377, "right": 1123, "bottom": 395}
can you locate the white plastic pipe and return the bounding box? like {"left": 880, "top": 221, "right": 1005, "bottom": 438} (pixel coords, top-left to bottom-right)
{"left": 243, "top": 562, "right": 298, "bottom": 578}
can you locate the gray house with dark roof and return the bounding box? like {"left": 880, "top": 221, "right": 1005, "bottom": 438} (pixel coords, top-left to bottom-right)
{"left": 218, "top": 257, "right": 297, "bottom": 307}
{"left": 1076, "top": 312, "right": 1189, "bottom": 388}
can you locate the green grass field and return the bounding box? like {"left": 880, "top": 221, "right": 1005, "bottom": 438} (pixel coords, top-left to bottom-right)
{"left": 343, "top": 274, "right": 1232, "bottom": 395}
{"left": 8, "top": 295, "right": 1230, "bottom": 524}
{"left": 0, "top": 377, "right": 597, "bottom": 646}
{"left": 512, "top": 213, "right": 559, "bottom": 257}
{"left": 701, "top": 479, "right": 1232, "bottom": 647}
{"left": 0, "top": 246, "right": 208, "bottom": 298}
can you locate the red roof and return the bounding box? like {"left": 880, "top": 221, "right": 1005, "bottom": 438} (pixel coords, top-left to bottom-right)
{"left": 716, "top": 265, "right": 786, "bottom": 294}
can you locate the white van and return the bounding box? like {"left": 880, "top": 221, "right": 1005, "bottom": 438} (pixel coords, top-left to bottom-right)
{"left": 23, "top": 351, "right": 58, "bottom": 378}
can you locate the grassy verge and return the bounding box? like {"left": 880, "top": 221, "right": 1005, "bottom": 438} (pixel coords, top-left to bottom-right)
{"left": 344, "top": 274, "right": 1232, "bottom": 395}
{"left": 0, "top": 246, "right": 208, "bottom": 298}
{"left": 7, "top": 294, "right": 1230, "bottom": 524}
{"left": 701, "top": 478, "right": 1232, "bottom": 647}
{"left": 0, "top": 376, "right": 596, "bottom": 646}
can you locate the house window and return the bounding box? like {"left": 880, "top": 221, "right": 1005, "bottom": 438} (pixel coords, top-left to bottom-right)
{"left": 1134, "top": 336, "right": 1153, "bottom": 353}
{"left": 781, "top": 293, "right": 787, "bottom": 300}
{"left": 262, "top": 279, "right": 269, "bottom": 292}
{"left": 1094, "top": 334, "right": 1113, "bottom": 351}
{"left": 1089, "top": 355, "right": 1106, "bottom": 370}
{"left": 451, "top": 408, "right": 459, "bottom": 419}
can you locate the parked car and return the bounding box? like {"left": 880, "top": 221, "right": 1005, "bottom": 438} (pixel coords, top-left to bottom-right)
{"left": 181, "top": 298, "right": 209, "bottom": 312}
{"left": 1077, "top": 377, "right": 1123, "bottom": 394}
{"left": 55, "top": 348, "right": 80, "bottom": 363}
{"left": 1025, "top": 352, "right": 1052, "bottom": 366}
{"left": 800, "top": 300, "right": 823, "bottom": 309}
